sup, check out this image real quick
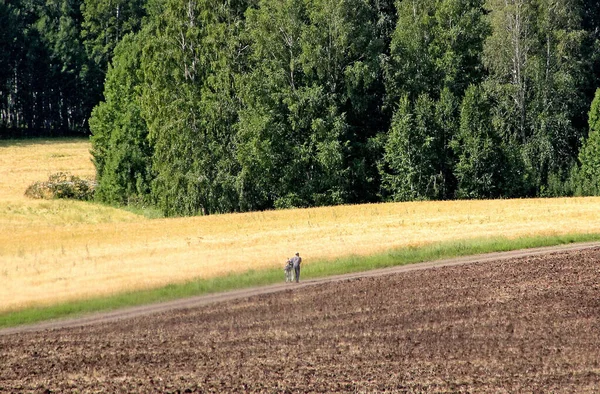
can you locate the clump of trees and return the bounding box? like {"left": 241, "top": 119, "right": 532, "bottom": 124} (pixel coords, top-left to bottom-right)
{"left": 4, "top": 0, "right": 600, "bottom": 215}
{"left": 0, "top": 0, "right": 145, "bottom": 135}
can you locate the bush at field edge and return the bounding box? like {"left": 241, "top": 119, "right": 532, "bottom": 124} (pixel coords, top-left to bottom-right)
{"left": 25, "top": 172, "right": 96, "bottom": 201}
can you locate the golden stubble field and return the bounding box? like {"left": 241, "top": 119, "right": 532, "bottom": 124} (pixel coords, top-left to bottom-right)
{"left": 2, "top": 138, "right": 600, "bottom": 313}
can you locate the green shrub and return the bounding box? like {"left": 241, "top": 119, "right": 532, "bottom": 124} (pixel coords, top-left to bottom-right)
{"left": 25, "top": 172, "right": 96, "bottom": 201}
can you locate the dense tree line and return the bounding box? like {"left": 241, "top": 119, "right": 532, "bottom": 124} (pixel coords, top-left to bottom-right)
{"left": 0, "top": 0, "right": 145, "bottom": 134}
{"left": 3, "top": 0, "right": 600, "bottom": 214}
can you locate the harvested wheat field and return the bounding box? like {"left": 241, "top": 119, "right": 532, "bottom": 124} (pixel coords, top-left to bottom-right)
{"left": 2, "top": 246, "right": 600, "bottom": 392}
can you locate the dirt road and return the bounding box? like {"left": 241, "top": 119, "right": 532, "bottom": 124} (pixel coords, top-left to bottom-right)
{"left": 2, "top": 242, "right": 598, "bottom": 336}
{"left": 2, "top": 242, "right": 600, "bottom": 392}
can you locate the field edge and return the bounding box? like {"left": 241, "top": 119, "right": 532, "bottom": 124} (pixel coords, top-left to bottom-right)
{"left": 2, "top": 232, "right": 600, "bottom": 329}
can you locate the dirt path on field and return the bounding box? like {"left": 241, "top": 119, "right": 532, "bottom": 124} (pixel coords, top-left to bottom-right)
{"left": 4, "top": 241, "right": 600, "bottom": 392}
{"left": 3, "top": 241, "right": 599, "bottom": 336}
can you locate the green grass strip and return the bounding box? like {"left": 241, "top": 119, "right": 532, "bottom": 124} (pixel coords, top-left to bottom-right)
{"left": 2, "top": 232, "right": 600, "bottom": 329}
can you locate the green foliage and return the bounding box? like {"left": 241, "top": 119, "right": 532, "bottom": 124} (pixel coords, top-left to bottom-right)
{"left": 140, "top": 0, "right": 247, "bottom": 216}
{"left": 380, "top": 94, "right": 438, "bottom": 201}
{"left": 386, "top": 0, "right": 489, "bottom": 102}
{"left": 32, "top": 0, "right": 598, "bottom": 215}
{"left": 89, "top": 33, "right": 152, "bottom": 206}
{"left": 81, "top": 0, "right": 145, "bottom": 68}
{"left": 25, "top": 172, "right": 95, "bottom": 201}
{"left": 379, "top": 96, "right": 414, "bottom": 200}
{"left": 483, "top": 0, "right": 590, "bottom": 195}
{"left": 0, "top": 0, "right": 146, "bottom": 135}
{"left": 80, "top": 0, "right": 146, "bottom": 122}
{"left": 433, "top": 0, "right": 490, "bottom": 96}
{"left": 380, "top": 88, "right": 458, "bottom": 201}
{"left": 237, "top": 0, "right": 387, "bottom": 210}
{"left": 0, "top": 0, "right": 91, "bottom": 132}
{"left": 0, "top": 1, "right": 19, "bottom": 129}
{"left": 433, "top": 87, "right": 459, "bottom": 198}
{"left": 386, "top": 0, "right": 436, "bottom": 102}
{"left": 382, "top": 0, "right": 487, "bottom": 201}
{"left": 540, "top": 164, "right": 578, "bottom": 197}
{"left": 451, "top": 84, "right": 507, "bottom": 198}
{"left": 577, "top": 89, "right": 600, "bottom": 195}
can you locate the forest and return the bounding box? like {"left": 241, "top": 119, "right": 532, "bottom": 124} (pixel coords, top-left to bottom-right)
{"left": 2, "top": 0, "right": 600, "bottom": 216}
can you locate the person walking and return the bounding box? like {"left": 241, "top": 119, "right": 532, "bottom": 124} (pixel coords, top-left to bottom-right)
{"left": 291, "top": 252, "right": 302, "bottom": 283}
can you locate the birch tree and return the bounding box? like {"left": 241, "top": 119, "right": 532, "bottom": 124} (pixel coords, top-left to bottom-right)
{"left": 237, "top": 0, "right": 387, "bottom": 209}
{"left": 140, "top": 0, "right": 249, "bottom": 215}
{"left": 483, "top": 0, "right": 588, "bottom": 193}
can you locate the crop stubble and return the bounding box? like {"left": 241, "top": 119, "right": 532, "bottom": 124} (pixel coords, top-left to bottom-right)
{"left": 2, "top": 248, "right": 600, "bottom": 392}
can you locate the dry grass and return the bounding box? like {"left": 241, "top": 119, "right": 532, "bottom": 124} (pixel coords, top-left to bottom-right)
{"left": 0, "top": 139, "right": 95, "bottom": 201}
{"left": 0, "top": 139, "right": 138, "bottom": 227}
{"left": 2, "top": 139, "right": 600, "bottom": 313}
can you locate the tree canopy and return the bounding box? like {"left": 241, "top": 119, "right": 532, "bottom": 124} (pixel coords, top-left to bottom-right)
{"left": 3, "top": 0, "right": 600, "bottom": 215}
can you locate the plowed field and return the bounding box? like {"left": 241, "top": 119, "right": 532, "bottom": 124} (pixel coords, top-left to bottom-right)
{"left": 3, "top": 247, "right": 600, "bottom": 393}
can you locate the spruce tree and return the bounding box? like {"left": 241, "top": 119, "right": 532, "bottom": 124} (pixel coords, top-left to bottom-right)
{"left": 452, "top": 84, "right": 505, "bottom": 198}
{"left": 89, "top": 32, "right": 152, "bottom": 205}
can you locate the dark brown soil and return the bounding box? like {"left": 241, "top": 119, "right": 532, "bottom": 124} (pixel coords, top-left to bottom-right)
{"left": 3, "top": 247, "right": 600, "bottom": 393}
